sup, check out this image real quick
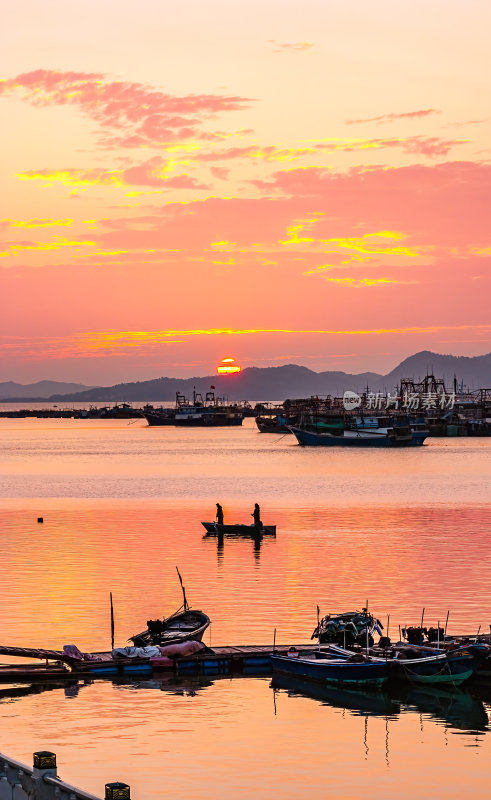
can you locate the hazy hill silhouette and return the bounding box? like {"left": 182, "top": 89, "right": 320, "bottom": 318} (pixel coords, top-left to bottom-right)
{"left": 0, "top": 380, "right": 96, "bottom": 400}
{"left": 45, "top": 351, "right": 491, "bottom": 402}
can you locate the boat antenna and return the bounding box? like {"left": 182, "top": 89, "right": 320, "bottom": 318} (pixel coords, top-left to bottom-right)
{"left": 176, "top": 566, "right": 188, "bottom": 611}
{"left": 110, "top": 591, "right": 115, "bottom": 650}
{"left": 317, "top": 605, "right": 320, "bottom": 651}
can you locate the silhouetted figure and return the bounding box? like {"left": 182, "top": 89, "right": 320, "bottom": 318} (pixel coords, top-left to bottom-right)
{"left": 252, "top": 502, "right": 262, "bottom": 529}
{"left": 216, "top": 503, "right": 224, "bottom": 525}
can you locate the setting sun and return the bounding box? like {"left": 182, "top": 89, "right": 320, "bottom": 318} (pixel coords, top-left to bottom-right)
{"left": 217, "top": 357, "right": 242, "bottom": 374}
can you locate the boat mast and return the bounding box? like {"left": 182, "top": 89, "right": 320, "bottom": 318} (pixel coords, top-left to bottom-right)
{"left": 176, "top": 566, "right": 189, "bottom": 611}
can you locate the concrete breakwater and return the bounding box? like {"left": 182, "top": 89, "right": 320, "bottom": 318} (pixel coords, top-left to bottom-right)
{"left": 0, "top": 751, "right": 130, "bottom": 800}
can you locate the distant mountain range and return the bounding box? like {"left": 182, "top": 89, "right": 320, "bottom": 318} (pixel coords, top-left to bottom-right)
{"left": 2, "top": 351, "right": 489, "bottom": 403}
{"left": 25, "top": 350, "right": 489, "bottom": 403}
{"left": 0, "top": 380, "right": 97, "bottom": 400}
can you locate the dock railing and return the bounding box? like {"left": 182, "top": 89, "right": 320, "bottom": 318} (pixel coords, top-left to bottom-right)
{"left": 0, "top": 751, "right": 129, "bottom": 800}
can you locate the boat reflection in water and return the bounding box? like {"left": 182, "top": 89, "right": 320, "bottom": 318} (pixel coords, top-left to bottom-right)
{"left": 2, "top": 674, "right": 489, "bottom": 737}
{"left": 202, "top": 525, "right": 277, "bottom": 562}
{"left": 0, "top": 675, "right": 218, "bottom": 704}
{"left": 271, "top": 674, "right": 490, "bottom": 733}
{"left": 271, "top": 673, "right": 399, "bottom": 717}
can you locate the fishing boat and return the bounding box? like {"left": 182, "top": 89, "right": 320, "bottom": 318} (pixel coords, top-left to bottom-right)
{"left": 255, "top": 412, "right": 292, "bottom": 433}
{"left": 312, "top": 610, "right": 382, "bottom": 648}
{"left": 143, "top": 390, "right": 244, "bottom": 427}
{"left": 325, "top": 643, "right": 476, "bottom": 686}
{"left": 129, "top": 609, "right": 210, "bottom": 647}
{"left": 201, "top": 522, "right": 276, "bottom": 536}
{"left": 289, "top": 421, "right": 427, "bottom": 447}
{"left": 271, "top": 652, "right": 388, "bottom": 687}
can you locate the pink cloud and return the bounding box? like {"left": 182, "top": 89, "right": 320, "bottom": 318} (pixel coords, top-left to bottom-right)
{"left": 249, "top": 161, "right": 491, "bottom": 247}
{"left": 210, "top": 166, "right": 230, "bottom": 180}
{"left": 346, "top": 109, "right": 440, "bottom": 125}
{"left": 0, "top": 70, "right": 255, "bottom": 147}
{"left": 163, "top": 175, "right": 210, "bottom": 189}
{"left": 186, "top": 137, "right": 463, "bottom": 164}
{"left": 314, "top": 136, "right": 464, "bottom": 158}
{"left": 268, "top": 40, "right": 314, "bottom": 53}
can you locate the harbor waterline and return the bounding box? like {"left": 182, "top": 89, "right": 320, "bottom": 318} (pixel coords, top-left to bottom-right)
{"left": 1, "top": 418, "right": 490, "bottom": 798}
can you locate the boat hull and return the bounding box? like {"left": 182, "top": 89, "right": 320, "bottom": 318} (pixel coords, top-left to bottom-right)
{"left": 144, "top": 411, "right": 243, "bottom": 427}
{"left": 271, "top": 655, "right": 388, "bottom": 687}
{"left": 324, "top": 644, "right": 475, "bottom": 686}
{"left": 289, "top": 426, "right": 427, "bottom": 447}
{"left": 201, "top": 522, "right": 276, "bottom": 536}
{"left": 389, "top": 653, "right": 474, "bottom": 685}
{"left": 255, "top": 417, "right": 291, "bottom": 433}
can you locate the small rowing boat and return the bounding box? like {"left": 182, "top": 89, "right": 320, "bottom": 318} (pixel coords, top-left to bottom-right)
{"left": 201, "top": 522, "right": 276, "bottom": 536}
{"left": 325, "top": 643, "right": 476, "bottom": 686}
{"left": 129, "top": 609, "right": 211, "bottom": 647}
{"left": 271, "top": 652, "right": 388, "bottom": 687}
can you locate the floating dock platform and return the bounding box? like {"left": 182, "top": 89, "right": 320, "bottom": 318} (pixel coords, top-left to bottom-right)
{"left": 0, "top": 644, "right": 330, "bottom": 682}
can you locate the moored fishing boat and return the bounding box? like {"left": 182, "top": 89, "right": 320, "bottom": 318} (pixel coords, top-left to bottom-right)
{"left": 389, "top": 648, "right": 475, "bottom": 685}
{"left": 312, "top": 610, "right": 382, "bottom": 648}
{"left": 129, "top": 609, "right": 210, "bottom": 647}
{"left": 271, "top": 652, "right": 388, "bottom": 687}
{"left": 142, "top": 390, "right": 244, "bottom": 427}
{"left": 325, "top": 643, "right": 476, "bottom": 686}
{"left": 290, "top": 421, "right": 427, "bottom": 447}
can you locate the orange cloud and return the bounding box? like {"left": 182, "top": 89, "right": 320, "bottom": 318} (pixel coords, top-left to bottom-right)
{"left": 0, "top": 238, "right": 95, "bottom": 257}
{"left": 17, "top": 160, "right": 209, "bottom": 190}
{"left": 321, "top": 277, "right": 418, "bottom": 287}
{"left": 1, "top": 218, "right": 73, "bottom": 228}
{"left": 3, "top": 324, "right": 489, "bottom": 362}
{"left": 73, "top": 323, "right": 491, "bottom": 352}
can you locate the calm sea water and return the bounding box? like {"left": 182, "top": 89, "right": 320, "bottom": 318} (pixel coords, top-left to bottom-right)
{"left": 1, "top": 417, "right": 491, "bottom": 799}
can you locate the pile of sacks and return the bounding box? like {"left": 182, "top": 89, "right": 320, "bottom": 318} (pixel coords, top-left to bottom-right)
{"left": 111, "top": 639, "right": 206, "bottom": 666}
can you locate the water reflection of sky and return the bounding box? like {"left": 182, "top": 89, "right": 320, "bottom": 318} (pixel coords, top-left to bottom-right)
{"left": 1, "top": 422, "right": 490, "bottom": 798}
{"left": 1, "top": 676, "right": 490, "bottom": 800}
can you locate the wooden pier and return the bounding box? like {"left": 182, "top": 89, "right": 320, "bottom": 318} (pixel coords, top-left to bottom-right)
{"left": 175, "top": 644, "right": 323, "bottom": 676}
{"left": 0, "top": 643, "right": 329, "bottom": 682}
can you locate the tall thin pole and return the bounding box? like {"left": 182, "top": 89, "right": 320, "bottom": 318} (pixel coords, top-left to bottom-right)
{"left": 176, "top": 566, "right": 188, "bottom": 611}
{"left": 317, "top": 605, "right": 320, "bottom": 651}
{"left": 273, "top": 627, "right": 276, "bottom": 654}
{"left": 110, "top": 592, "right": 115, "bottom": 650}
{"left": 437, "top": 620, "right": 440, "bottom": 650}
{"left": 444, "top": 610, "right": 450, "bottom": 639}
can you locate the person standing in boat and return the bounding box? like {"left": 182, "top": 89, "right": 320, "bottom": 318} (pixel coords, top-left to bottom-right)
{"left": 216, "top": 503, "right": 224, "bottom": 526}
{"left": 252, "top": 502, "right": 262, "bottom": 529}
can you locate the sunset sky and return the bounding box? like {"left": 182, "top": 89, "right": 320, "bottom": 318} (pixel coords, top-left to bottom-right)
{"left": 1, "top": 0, "right": 490, "bottom": 384}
